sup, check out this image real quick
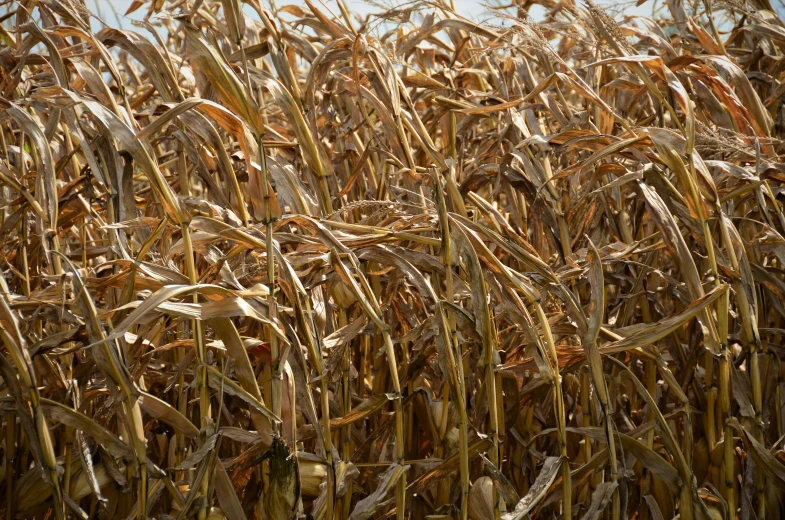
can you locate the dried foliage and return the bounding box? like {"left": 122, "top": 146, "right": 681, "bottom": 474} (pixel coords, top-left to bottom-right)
{"left": 1, "top": 0, "right": 785, "bottom": 519}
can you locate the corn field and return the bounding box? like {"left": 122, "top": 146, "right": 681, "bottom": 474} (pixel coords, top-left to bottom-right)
{"left": 0, "top": 0, "right": 784, "bottom": 518}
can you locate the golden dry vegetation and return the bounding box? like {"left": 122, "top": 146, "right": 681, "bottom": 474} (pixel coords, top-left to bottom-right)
{"left": 0, "top": 0, "right": 785, "bottom": 519}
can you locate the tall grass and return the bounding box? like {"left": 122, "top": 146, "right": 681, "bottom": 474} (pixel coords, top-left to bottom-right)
{"left": 0, "top": 0, "right": 784, "bottom": 518}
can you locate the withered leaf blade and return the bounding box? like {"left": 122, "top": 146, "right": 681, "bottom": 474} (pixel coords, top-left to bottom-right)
{"left": 349, "top": 463, "right": 410, "bottom": 520}
{"left": 601, "top": 284, "right": 727, "bottom": 355}
{"left": 139, "top": 392, "right": 199, "bottom": 438}
{"left": 502, "top": 457, "right": 562, "bottom": 520}
{"left": 581, "top": 482, "right": 618, "bottom": 520}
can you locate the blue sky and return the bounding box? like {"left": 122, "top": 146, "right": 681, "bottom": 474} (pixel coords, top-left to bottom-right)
{"left": 99, "top": 0, "right": 511, "bottom": 21}
{"left": 94, "top": 0, "right": 654, "bottom": 29}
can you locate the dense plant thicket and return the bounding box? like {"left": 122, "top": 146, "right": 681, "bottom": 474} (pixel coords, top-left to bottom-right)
{"left": 1, "top": 0, "right": 785, "bottom": 518}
